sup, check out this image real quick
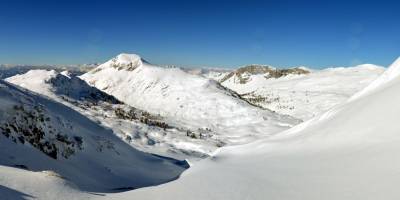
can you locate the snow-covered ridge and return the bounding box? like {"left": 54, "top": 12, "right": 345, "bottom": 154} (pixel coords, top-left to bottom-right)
{"left": 349, "top": 57, "right": 400, "bottom": 101}
{"left": 6, "top": 69, "right": 121, "bottom": 104}
{"left": 219, "top": 64, "right": 310, "bottom": 84}
{"left": 0, "top": 64, "right": 95, "bottom": 79}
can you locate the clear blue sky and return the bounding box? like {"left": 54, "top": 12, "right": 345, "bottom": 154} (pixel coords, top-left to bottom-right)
{"left": 0, "top": 0, "right": 399, "bottom": 68}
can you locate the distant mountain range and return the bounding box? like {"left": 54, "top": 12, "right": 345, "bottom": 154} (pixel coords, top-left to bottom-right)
{"left": 0, "top": 64, "right": 97, "bottom": 79}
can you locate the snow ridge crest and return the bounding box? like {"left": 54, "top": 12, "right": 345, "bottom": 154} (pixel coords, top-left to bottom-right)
{"left": 350, "top": 56, "right": 400, "bottom": 101}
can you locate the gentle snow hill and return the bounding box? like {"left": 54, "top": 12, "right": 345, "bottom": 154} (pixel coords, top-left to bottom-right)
{"left": 0, "top": 79, "right": 187, "bottom": 197}
{"left": 207, "top": 63, "right": 384, "bottom": 120}
{"left": 6, "top": 69, "right": 223, "bottom": 160}
{"left": 80, "top": 54, "right": 299, "bottom": 145}
{"left": 102, "top": 57, "right": 400, "bottom": 200}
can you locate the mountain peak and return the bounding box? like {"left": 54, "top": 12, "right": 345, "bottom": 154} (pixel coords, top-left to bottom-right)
{"left": 99, "top": 53, "right": 149, "bottom": 71}
{"left": 115, "top": 53, "right": 145, "bottom": 64}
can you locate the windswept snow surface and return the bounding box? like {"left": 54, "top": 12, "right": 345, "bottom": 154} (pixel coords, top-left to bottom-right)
{"left": 208, "top": 64, "right": 384, "bottom": 120}
{"left": 0, "top": 79, "right": 186, "bottom": 198}
{"left": 99, "top": 57, "right": 400, "bottom": 200}
{"left": 80, "top": 54, "right": 299, "bottom": 146}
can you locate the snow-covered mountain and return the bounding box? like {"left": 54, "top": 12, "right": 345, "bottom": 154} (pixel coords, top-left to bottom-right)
{"left": 98, "top": 57, "right": 400, "bottom": 200}
{"left": 1, "top": 53, "right": 396, "bottom": 200}
{"left": 0, "top": 64, "right": 94, "bottom": 79}
{"left": 6, "top": 70, "right": 120, "bottom": 104}
{"left": 80, "top": 54, "right": 299, "bottom": 146}
{"left": 0, "top": 79, "right": 187, "bottom": 198}
{"left": 204, "top": 64, "right": 384, "bottom": 120}
{"left": 7, "top": 69, "right": 223, "bottom": 160}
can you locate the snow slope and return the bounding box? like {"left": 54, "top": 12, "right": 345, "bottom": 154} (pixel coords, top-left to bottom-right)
{"left": 209, "top": 64, "right": 384, "bottom": 120}
{"left": 98, "top": 57, "right": 400, "bottom": 200}
{"left": 0, "top": 79, "right": 187, "bottom": 196}
{"left": 0, "top": 165, "right": 88, "bottom": 200}
{"left": 6, "top": 69, "right": 223, "bottom": 160}
{"left": 80, "top": 54, "right": 299, "bottom": 145}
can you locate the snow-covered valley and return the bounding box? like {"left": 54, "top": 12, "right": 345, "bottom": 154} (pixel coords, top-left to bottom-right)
{"left": 1, "top": 53, "right": 398, "bottom": 200}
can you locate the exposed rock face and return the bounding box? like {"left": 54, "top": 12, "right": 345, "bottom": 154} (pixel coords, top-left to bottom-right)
{"left": 114, "top": 107, "right": 170, "bottom": 130}
{"left": 0, "top": 103, "right": 83, "bottom": 160}
{"left": 220, "top": 65, "right": 310, "bottom": 84}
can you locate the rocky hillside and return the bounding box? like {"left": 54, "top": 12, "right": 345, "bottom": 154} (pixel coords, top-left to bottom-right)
{"left": 220, "top": 64, "right": 310, "bottom": 84}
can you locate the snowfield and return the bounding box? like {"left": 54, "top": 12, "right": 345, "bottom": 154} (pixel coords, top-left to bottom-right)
{"left": 1, "top": 53, "right": 399, "bottom": 200}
